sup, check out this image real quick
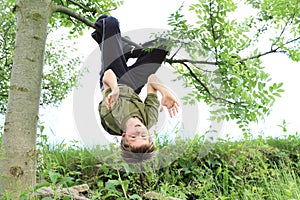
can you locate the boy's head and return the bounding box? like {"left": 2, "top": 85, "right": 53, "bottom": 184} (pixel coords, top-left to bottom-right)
{"left": 120, "top": 117, "right": 156, "bottom": 163}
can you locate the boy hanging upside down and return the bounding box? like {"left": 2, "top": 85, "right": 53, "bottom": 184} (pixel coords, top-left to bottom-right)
{"left": 91, "top": 15, "right": 179, "bottom": 163}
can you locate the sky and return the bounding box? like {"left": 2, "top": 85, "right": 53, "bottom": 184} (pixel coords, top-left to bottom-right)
{"left": 37, "top": 0, "right": 300, "bottom": 144}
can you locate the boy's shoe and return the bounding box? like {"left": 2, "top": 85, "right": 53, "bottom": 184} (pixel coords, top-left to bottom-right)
{"left": 91, "top": 14, "right": 108, "bottom": 44}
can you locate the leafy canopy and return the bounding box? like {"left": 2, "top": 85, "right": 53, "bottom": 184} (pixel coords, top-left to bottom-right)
{"left": 164, "top": 0, "right": 299, "bottom": 131}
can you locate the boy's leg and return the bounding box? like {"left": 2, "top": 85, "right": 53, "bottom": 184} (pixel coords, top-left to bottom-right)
{"left": 118, "top": 38, "right": 169, "bottom": 94}
{"left": 94, "top": 16, "right": 130, "bottom": 90}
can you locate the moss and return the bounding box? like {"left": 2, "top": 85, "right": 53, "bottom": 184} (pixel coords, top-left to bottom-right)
{"left": 31, "top": 12, "right": 42, "bottom": 21}
{"left": 9, "top": 85, "right": 29, "bottom": 92}
{"left": 9, "top": 166, "right": 24, "bottom": 178}
{"left": 26, "top": 148, "right": 36, "bottom": 157}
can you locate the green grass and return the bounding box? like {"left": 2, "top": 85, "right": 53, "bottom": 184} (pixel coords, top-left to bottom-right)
{"left": 0, "top": 128, "right": 300, "bottom": 199}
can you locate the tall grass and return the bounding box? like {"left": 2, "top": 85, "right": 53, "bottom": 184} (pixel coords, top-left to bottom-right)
{"left": 0, "top": 125, "right": 299, "bottom": 199}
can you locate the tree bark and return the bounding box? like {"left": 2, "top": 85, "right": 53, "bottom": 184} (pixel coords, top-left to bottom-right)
{"left": 0, "top": 0, "right": 55, "bottom": 194}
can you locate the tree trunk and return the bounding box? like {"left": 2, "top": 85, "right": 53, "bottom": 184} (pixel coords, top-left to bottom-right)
{"left": 0, "top": 0, "right": 54, "bottom": 194}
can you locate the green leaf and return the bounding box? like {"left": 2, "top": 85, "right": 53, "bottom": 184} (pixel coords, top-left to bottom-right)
{"left": 273, "top": 93, "right": 281, "bottom": 97}
{"left": 105, "top": 179, "right": 120, "bottom": 190}
{"left": 59, "top": 176, "right": 73, "bottom": 185}
{"left": 48, "top": 171, "right": 59, "bottom": 184}
{"left": 121, "top": 180, "right": 129, "bottom": 193}
{"left": 277, "top": 82, "right": 284, "bottom": 88}
{"left": 34, "top": 182, "right": 51, "bottom": 191}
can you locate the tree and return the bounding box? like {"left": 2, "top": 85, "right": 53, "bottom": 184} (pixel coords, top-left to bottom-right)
{"left": 0, "top": 0, "right": 79, "bottom": 114}
{"left": 0, "top": 0, "right": 122, "bottom": 194}
{"left": 163, "top": 0, "right": 300, "bottom": 131}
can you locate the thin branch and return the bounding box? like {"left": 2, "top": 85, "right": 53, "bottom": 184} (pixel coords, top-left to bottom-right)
{"left": 170, "top": 44, "right": 183, "bottom": 61}
{"left": 285, "top": 36, "right": 300, "bottom": 45}
{"left": 208, "top": 0, "right": 219, "bottom": 64}
{"left": 277, "top": 20, "right": 290, "bottom": 40}
{"left": 166, "top": 58, "right": 216, "bottom": 74}
{"left": 180, "top": 62, "right": 236, "bottom": 105}
{"left": 67, "top": 0, "right": 96, "bottom": 13}
{"left": 59, "top": 0, "right": 65, "bottom": 6}
{"left": 241, "top": 47, "right": 280, "bottom": 61}
{"left": 167, "top": 42, "right": 293, "bottom": 70}
{"left": 166, "top": 58, "right": 217, "bottom": 66}
{"left": 67, "top": 0, "right": 117, "bottom": 14}
{"left": 54, "top": 5, "right": 143, "bottom": 48}
{"left": 271, "top": 15, "right": 295, "bottom": 50}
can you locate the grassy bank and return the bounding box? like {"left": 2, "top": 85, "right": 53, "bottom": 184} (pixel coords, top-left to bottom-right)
{"left": 1, "top": 129, "right": 299, "bottom": 199}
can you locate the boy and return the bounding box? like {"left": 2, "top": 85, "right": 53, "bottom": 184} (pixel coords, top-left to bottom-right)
{"left": 92, "top": 15, "right": 179, "bottom": 163}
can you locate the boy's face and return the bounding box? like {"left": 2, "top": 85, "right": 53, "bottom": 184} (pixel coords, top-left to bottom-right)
{"left": 122, "top": 118, "right": 151, "bottom": 147}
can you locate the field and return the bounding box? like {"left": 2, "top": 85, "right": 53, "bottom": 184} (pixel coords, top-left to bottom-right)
{"left": 1, "top": 127, "right": 299, "bottom": 200}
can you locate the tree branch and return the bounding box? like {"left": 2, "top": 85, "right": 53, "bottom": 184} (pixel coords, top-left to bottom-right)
{"left": 54, "top": 5, "right": 143, "bottom": 48}
{"left": 166, "top": 40, "right": 293, "bottom": 71}
{"left": 67, "top": 0, "right": 97, "bottom": 13}
{"left": 285, "top": 36, "right": 300, "bottom": 45}
{"left": 208, "top": 0, "right": 219, "bottom": 63}
{"left": 66, "top": 0, "right": 117, "bottom": 15}
{"left": 271, "top": 14, "right": 296, "bottom": 51}
{"left": 179, "top": 62, "right": 236, "bottom": 105}
{"left": 241, "top": 47, "right": 280, "bottom": 61}
{"left": 166, "top": 58, "right": 217, "bottom": 66}
{"left": 169, "top": 44, "right": 183, "bottom": 61}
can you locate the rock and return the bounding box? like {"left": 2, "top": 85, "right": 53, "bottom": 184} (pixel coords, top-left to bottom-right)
{"left": 70, "top": 184, "right": 89, "bottom": 193}
{"left": 143, "top": 191, "right": 183, "bottom": 200}
{"left": 36, "top": 184, "right": 90, "bottom": 200}
{"left": 36, "top": 187, "right": 54, "bottom": 197}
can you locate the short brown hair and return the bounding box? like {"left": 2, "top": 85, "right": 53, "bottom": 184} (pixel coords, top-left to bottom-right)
{"left": 120, "top": 137, "right": 156, "bottom": 163}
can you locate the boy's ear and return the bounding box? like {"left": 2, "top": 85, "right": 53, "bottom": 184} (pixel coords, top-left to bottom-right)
{"left": 122, "top": 133, "right": 126, "bottom": 138}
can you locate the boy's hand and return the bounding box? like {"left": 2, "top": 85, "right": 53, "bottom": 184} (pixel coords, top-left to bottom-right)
{"left": 105, "top": 87, "right": 119, "bottom": 110}
{"left": 160, "top": 91, "right": 180, "bottom": 118}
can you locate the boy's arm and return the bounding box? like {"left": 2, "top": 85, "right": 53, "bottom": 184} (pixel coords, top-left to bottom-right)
{"left": 102, "top": 69, "right": 119, "bottom": 110}
{"left": 147, "top": 74, "right": 179, "bottom": 117}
